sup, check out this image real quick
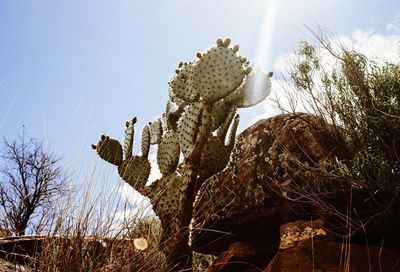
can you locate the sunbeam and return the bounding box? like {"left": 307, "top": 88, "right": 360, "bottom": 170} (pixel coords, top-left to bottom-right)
{"left": 254, "top": 0, "right": 278, "bottom": 70}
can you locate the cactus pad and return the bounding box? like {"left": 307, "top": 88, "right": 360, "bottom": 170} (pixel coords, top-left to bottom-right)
{"left": 123, "top": 117, "right": 136, "bottom": 159}
{"left": 169, "top": 61, "right": 198, "bottom": 103}
{"left": 118, "top": 155, "right": 151, "bottom": 190}
{"left": 93, "top": 135, "right": 123, "bottom": 166}
{"left": 157, "top": 130, "right": 180, "bottom": 176}
{"left": 227, "top": 71, "right": 272, "bottom": 108}
{"left": 193, "top": 43, "right": 245, "bottom": 102}
{"left": 151, "top": 173, "right": 182, "bottom": 218}
{"left": 211, "top": 100, "right": 234, "bottom": 131}
{"left": 141, "top": 125, "right": 150, "bottom": 158}
{"left": 177, "top": 102, "right": 203, "bottom": 158}
{"left": 149, "top": 117, "right": 163, "bottom": 145}
{"left": 199, "top": 136, "right": 230, "bottom": 179}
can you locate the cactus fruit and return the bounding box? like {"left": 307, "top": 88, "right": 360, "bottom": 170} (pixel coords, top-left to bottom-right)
{"left": 118, "top": 155, "right": 151, "bottom": 190}
{"left": 92, "top": 135, "right": 123, "bottom": 166}
{"left": 141, "top": 125, "right": 150, "bottom": 158}
{"left": 226, "top": 71, "right": 272, "bottom": 108}
{"left": 157, "top": 130, "right": 180, "bottom": 176}
{"left": 177, "top": 101, "right": 204, "bottom": 158}
{"left": 124, "top": 117, "right": 137, "bottom": 159}
{"left": 169, "top": 62, "right": 198, "bottom": 103}
{"left": 149, "top": 117, "right": 163, "bottom": 145}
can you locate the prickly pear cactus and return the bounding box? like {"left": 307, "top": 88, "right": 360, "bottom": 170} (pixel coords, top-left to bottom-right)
{"left": 177, "top": 101, "right": 204, "bottom": 158}
{"left": 92, "top": 135, "right": 123, "bottom": 166}
{"left": 157, "top": 130, "right": 180, "bottom": 176}
{"left": 93, "top": 38, "right": 272, "bottom": 271}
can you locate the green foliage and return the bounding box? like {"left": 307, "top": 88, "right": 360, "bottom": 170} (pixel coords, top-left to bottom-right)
{"left": 290, "top": 40, "right": 400, "bottom": 191}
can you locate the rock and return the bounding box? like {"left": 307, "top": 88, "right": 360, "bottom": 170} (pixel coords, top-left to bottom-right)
{"left": 206, "top": 238, "right": 279, "bottom": 272}
{"left": 263, "top": 240, "right": 400, "bottom": 272}
{"left": 279, "top": 219, "right": 332, "bottom": 250}
{"left": 0, "top": 236, "right": 44, "bottom": 265}
{"left": 192, "top": 113, "right": 350, "bottom": 254}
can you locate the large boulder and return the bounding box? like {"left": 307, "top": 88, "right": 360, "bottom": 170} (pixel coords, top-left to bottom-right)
{"left": 191, "top": 113, "right": 352, "bottom": 254}
{"left": 264, "top": 240, "right": 400, "bottom": 272}
{"left": 205, "top": 238, "right": 279, "bottom": 272}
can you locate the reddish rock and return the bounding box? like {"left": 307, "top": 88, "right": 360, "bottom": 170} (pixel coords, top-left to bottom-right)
{"left": 264, "top": 240, "right": 400, "bottom": 272}
{"left": 206, "top": 238, "right": 279, "bottom": 272}
{"left": 192, "top": 113, "right": 351, "bottom": 254}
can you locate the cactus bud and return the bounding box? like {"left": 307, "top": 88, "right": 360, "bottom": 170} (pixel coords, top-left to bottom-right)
{"left": 196, "top": 52, "right": 202, "bottom": 58}
{"left": 244, "top": 67, "right": 252, "bottom": 75}
{"left": 267, "top": 71, "right": 273, "bottom": 77}
{"left": 232, "top": 44, "right": 239, "bottom": 52}
{"left": 216, "top": 38, "right": 223, "bottom": 46}
{"left": 223, "top": 38, "right": 231, "bottom": 47}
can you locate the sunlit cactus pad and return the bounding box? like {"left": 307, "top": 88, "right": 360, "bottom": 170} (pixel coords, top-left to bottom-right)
{"left": 177, "top": 101, "right": 204, "bottom": 158}
{"left": 193, "top": 45, "right": 245, "bottom": 102}
{"left": 226, "top": 71, "right": 272, "bottom": 108}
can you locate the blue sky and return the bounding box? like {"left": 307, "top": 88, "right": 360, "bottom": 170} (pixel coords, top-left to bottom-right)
{"left": 1, "top": 0, "right": 399, "bottom": 198}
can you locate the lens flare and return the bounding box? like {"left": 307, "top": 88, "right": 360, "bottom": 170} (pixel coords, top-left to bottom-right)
{"left": 250, "top": 0, "right": 278, "bottom": 102}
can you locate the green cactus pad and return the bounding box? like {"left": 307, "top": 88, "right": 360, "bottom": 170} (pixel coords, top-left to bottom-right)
{"left": 211, "top": 100, "right": 235, "bottom": 131}
{"left": 226, "top": 71, "right": 272, "bottom": 108}
{"left": 177, "top": 101, "right": 203, "bottom": 158}
{"left": 149, "top": 117, "right": 163, "bottom": 145}
{"left": 193, "top": 45, "right": 245, "bottom": 102}
{"left": 168, "top": 61, "right": 198, "bottom": 103}
{"left": 227, "top": 114, "right": 240, "bottom": 149}
{"left": 150, "top": 173, "right": 182, "bottom": 227}
{"left": 161, "top": 113, "right": 169, "bottom": 132}
{"left": 141, "top": 125, "right": 150, "bottom": 158}
{"left": 94, "top": 135, "right": 123, "bottom": 166}
{"left": 200, "top": 136, "right": 230, "bottom": 179}
{"left": 118, "top": 155, "right": 151, "bottom": 190}
{"left": 157, "top": 130, "right": 180, "bottom": 176}
{"left": 216, "top": 108, "right": 236, "bottom": 140}
{"left": 123, "top": 117, "right": 136, "bottom": 159}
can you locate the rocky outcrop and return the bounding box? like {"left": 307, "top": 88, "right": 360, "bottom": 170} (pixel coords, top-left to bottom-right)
{"left": 205, "top": 238, "right": 279, "bottom": 272}
{"left": 191, "top": 113, "right": 351, "bottom": 254}
{"left": 264, "top": 240, "right": 400, "bottom": 272}
{"left": 192, "top": 113, "right": 400, "bottom": 271}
